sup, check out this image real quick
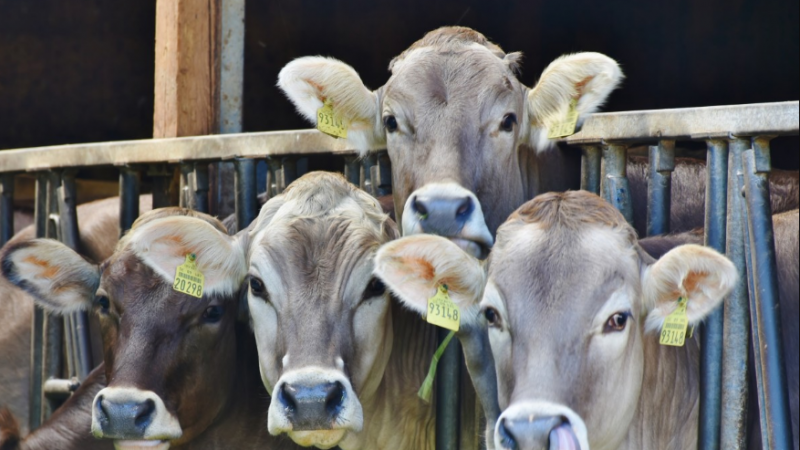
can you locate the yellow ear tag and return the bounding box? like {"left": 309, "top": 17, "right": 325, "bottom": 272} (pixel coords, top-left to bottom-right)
{"left": 659, "top": 296, "right": 689, "bottom": 347}
{"left": 547, "top": 97, "right": 579, "bottom": 139}
{"left": 426, "top": 285, "right": 460, "bottom": 332}
{"left": 316, "top": 99, "right": 348, "bottom": 139}
{"left": 173, "top": 253, "right": 205, "bottom": 298}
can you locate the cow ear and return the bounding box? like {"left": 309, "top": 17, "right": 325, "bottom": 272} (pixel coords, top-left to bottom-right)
{"left": 374, "top": 235, "right": 485, "bottom": 316}
{"left": 641, "top": 244, "right": 737, "bottom": 333}
{"left": 1, "top": 239, "right": 99, "bottom": 313}
{"left": 278, "top": 56, "right": 385, "bottom": 155}
{"left": 525, "top": 52, "right": 623, "bottom": 151}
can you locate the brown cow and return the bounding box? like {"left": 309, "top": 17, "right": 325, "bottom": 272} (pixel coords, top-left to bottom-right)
{"left": 376, "top": 193, "right": 798, "bottom": 449}
{"left": 0, "top": 195, "right": 153, "bottom": 435}
{"left": 1, "top": 208, "right": 301, "bottom": 450}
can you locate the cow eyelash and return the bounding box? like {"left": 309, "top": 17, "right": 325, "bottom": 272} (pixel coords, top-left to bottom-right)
{"left": 603, "top": 311, "right": 631, "bottom": 333}
{"left": 95, "top": 294, "right": 110, "bottom": 312}
{"left": 361, "top": 277, "right": 386, "bottom": 301}
{"left": 249, "top": 276, "right": 268, "bottom": 301}
{"left": 482, "top": 306, "right": 502, "bottom": 328}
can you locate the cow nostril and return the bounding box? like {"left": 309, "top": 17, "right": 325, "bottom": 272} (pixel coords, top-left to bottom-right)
{"left": 324, "top": 381, "right": 346, "bottom": 416}
{"left": 412, "top": 196, "right": 428, "bottom": 217}
{"left": 498, "top": 418, "right": 519, "bottom": 450}
{"left": 455, "top": 197, "right": 472, "bottom": 218}
{"left": 279, "top": 383, "right": 298, "bottom": 413}
{"left": 134, "top": 399, "right": 155, "bottom": 428}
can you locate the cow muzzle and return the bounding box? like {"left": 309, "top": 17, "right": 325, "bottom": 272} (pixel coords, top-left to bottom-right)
{"left": 268, "top": 367, "right": 363, "bottom": 449}
{"left": 402, "top": 183, "right": 493, "bottom": 259}
{"left": 92, "top": 387, "right": 181, "bottom": 450}
{"left": 495, "top": 402, "right": 589, "bottom": 450}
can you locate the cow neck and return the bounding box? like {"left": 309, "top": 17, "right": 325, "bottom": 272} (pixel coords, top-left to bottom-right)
{"left": 17, "top": 366, "right": 113, "bottom": 450}
{"left": 338, "top": 301, "right": 438, "bottom": 450}
{"left": 622, "top": 328, "right": 702, "bottom": 450}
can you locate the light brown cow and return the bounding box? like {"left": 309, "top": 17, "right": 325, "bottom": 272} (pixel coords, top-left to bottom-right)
{"left": 244, "top": 171, "right": 461, "bottom": 449}
{"left": 278, "top": 26, "right": 622, "bottom": 259}
{"left": 376, "top": 191, "right": 744, "bottom": 450}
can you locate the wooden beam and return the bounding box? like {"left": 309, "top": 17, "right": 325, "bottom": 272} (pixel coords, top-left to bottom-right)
{"left": 154, "top": 0, "right": 221, "bottom": 138}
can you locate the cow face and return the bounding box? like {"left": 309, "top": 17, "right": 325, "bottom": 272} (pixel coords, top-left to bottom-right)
{"left": 245, "top": 172, "right": 398, "bottom": 449}
{"left": 278, "top": 27, "right": 622, "bottom": 259}
{"left": 1, "top": 210, "right": 247, "bottom": 450}
{"left": 375, "top": 191, "right": 737, "bottom": 450}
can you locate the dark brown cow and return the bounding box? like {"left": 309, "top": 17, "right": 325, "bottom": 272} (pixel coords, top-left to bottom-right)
{"left": 376, "top": 196, "right": 798, "bottom": 450}
{"left": 0, "top": 195, "right": 153, "bottom": 435}
{"left": 1, "top": 208, "right": 301, "bottom": 450}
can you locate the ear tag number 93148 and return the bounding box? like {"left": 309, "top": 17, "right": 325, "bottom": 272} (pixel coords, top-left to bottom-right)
{"left": 317, "top": 99, "right": 348, "bottom": 139}
{"left": 659, "top": 296, "right": 689, "bottom": 347}
{"left": 173, "top": 253, "right": 205, "bottom": 298}
{"left": 426, "top": 284, "right": 460, "bottom": 332}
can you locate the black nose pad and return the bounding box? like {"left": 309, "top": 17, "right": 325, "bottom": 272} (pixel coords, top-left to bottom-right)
{"left": 499, "top": 415, "right": 576, "bottom": 450}
{"left": 95, "top": 395, "right": 156, "bottom": 439}
{"left": 410, "top": 194, "right": 473, "bottom": 237}
{"left": 279, "top": 381, "right": 346, "bottom": 431}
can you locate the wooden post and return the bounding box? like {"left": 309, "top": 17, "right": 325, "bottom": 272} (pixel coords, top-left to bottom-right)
{"left": 154, "top": 0, "right": 220, "bottom": 138}
{"left": 153, "top": 0, "right": 222, "bottom": 207}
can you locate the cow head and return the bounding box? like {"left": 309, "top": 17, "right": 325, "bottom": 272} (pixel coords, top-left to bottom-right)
{"left": 278, "top": 26, "right": 622, "bottom": 258}
{"left": 1, "top": 209, "right": 247, "bottom": 450}
{"left": 375, "top": 191, "right": 737, "bottom": 450}
{"left": 244, "top": 172, "right": 398, "bottom": 449}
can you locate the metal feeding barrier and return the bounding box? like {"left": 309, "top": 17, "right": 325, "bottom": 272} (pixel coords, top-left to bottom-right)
{"left": 0, "top": 100, "right": 797, "bottom": 450}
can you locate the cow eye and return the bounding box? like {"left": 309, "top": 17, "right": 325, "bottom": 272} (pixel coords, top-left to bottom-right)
{"left": 202, "top": 305, "right": 225, "bottom": 323}
{"left": 249, "top": 276, "right": 266, "bottom": 297}
{"left": 383, "top": 115, "right": 398, "bottom": 133}
{"left": 362, "top": 277, "right": 386, "bottom": 300}
{"left": 95, "top": 295, "right": 110, "bottom": 312}
{"left": 483, "top": 306, "right": 501, "bottom": 327}
{"left": 499, "top": 113, "right": 517, "bottom": 132}
{"left": 604, "top": 312, "right": 630, "bottom": 333}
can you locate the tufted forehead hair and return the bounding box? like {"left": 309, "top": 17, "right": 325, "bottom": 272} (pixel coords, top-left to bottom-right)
{"left": 497, "top": 191, "right": 638, "bottom": 249}
{"left": 249, "top": 171, "right": 397, "bottom": 245}
{"left": 389, "top": 26, "right": 522, "bottom": 75}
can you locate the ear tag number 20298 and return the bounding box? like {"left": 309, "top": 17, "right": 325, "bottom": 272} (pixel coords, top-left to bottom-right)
{"left": 659, "top": 296, "right": 689, "bottom": 347}
{"left": 173, "top": 253, "right": 205, "bottom": 298}
{"left": 426, "top": 285, "right": 460, "bottom": 332}
{"left": 316, "top": 99, "right": 348, "bottom": 139}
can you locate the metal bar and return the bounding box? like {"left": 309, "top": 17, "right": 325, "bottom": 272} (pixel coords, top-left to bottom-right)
{"left": 179, "top": 163, "right": 192, "bottom": 208}
{"left": 42, "top": 378, "right": 80, "bottom": 399}
{"left": 42, "top": 171, "right": 63, "bottom": 421}
{"left": 361, "top": 153, "right": 377, "bottom": 195}
{"left": 148, "top": 164, "right": 173, "bottom": 209}
{"left": 57, "top": 170, "right": 93, "bottom": 381}
{"left": 374, "top": 151, "right": 393, "bottom": 197}
{"left": 219, "top": 0, "right": 244, "bottom": 134}
{"left": 580, "top": 145, "right": 601, "bottom": 194}
{"left": 698, "top": 139, "right": 728, "bottom": 450}
{"left": 436, "top": 328, "right": 460, "bottom": 450}
{"left": 563, "top": 101, "right": 799, "bottom": 145}
{"left": 192, "top": 163, "right": 210, "bottom": 214}
{"left": 0, "top": 102, "right": 795, "bottom": 173}
{"left": 281, "top": 157, "right": 298, "bottom": 191}
{"left": 645, "top": 140, "right": 675, "bottom": 236}
{"left": 600, "top": 144, "right": 633, "bottom": 225}
{"left": 119, "top": 166, "right": 141, "bottom": 236}
{"left": 29, "top": 173, "right": 48, "bottom": 430}
{"left": 0, "top": 173, "right": 14, "bottom": 246}
{"left": 344, "top": 156, "right": 360, "bottom": 186}
{"left": 742, "top": 138, "right": 793, "bottom": 450}
{"left": 234, "top": 158, "right": 258, "bottom": 231}
{"left": 720, "top": 138, "right": 751, "bottom": 449}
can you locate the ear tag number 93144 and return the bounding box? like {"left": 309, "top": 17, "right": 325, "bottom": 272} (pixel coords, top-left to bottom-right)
{"left": 316, "top": 99, "right": 348, "bottom": 139}
{"left": 173, "top": 253, "right": 205, "bottom": 298}
{"left": 426, "top": 284, "right": 460, "bottom": 332}
{"left": 659, "top": 296, "right": 689, "bottom": 347}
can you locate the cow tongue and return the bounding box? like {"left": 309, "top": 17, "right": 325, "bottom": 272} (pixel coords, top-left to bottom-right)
{"left": 549, "top": 423, "right": 581, "bottom": 450}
